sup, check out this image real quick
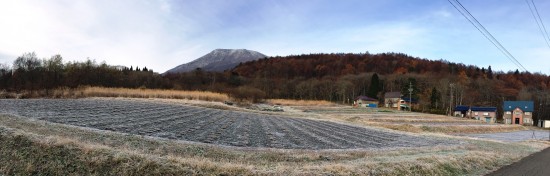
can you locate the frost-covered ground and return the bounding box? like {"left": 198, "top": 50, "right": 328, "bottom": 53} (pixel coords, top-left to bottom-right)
{"left": 0, "top": 98, "right": 458, "bottom": 150}
{"left": 468, "top": 130, "right": 550, "bottom": 142}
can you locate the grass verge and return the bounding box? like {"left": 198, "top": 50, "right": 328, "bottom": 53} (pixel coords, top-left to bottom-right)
{"left": 1, "top": 114, "right": 548, "bottom": 175}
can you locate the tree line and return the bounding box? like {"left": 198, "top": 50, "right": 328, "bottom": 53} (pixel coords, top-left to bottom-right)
{"left": 1, "top": 52, "right": 550, "bottom": 121}
{"left": 0, "top": 52, "right": 168, "bottom": 91}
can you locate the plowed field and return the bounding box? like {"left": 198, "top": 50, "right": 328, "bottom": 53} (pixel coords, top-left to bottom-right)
{"left": 0, "top": 99, "right": 456, "bottom": 149}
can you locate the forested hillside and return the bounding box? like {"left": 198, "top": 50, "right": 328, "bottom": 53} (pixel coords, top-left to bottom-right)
{"left": 1, "top": 51, "right": 550, "bottom": 120}
{"left": 230, "top": 52, "right": 550, "bottom": 119}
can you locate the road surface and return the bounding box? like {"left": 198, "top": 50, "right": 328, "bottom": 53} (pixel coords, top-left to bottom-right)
{"left": 486, "top": 147, "right": 550, "bottom": 176}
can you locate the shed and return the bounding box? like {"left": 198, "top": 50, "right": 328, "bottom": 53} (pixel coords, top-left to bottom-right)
{"left": 538, "top": 120, "right": 550, "bottom": 128}
{"left": 354, "top": 96, "right": 378, "bottom": 108}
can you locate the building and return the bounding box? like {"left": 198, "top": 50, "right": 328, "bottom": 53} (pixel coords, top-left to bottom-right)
{"left": 470, "top": 107, "right": 497, "bottom": 123}
{"left": 401, "top": 97, "right": 418, "bottom": 111}
{"left": 453, "top": 105, "right": 470, "bottom": 117}
{"left": 453, "top": 106, "right": 497, "bottom": 123}
{"left": 502, "top": 101, "right": 534, "bottom": 125}
{"left": 537, "top": 120, "right": 550, "bottom": 128}
{"left": 353, "top": 96, "right": 378, "bottom": 108}
{"left": 384, "top": 92, "right": 402, "bottom": 110}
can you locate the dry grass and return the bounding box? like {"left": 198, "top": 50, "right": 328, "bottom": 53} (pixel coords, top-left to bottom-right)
{"left": 78, "top": 87, "right": 229, "bottom": 102}
{"left": 266, "top": 99, "right": 335, "bottom": 106}
{"left": 296, "top": 107, "right": 530, "bottom": 134}
{"left": 4, "top": 87, "right": 231, "bottom": 102}
{"left": 1, "top": 114, "right": 548, "bottom": 175}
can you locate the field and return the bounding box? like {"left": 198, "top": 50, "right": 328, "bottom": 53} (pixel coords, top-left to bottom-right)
{"left": 298, "top": 107, "right": 527, "bottom": 134}
{"left": 0, "top": 99, "right": 455, "bottom": 150}
{"left": 1, "top": 98, "right": 549, "bottom": 175}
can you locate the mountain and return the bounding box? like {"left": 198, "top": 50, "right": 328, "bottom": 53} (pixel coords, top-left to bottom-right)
{"left": 164, "top": 49, "right": 267, "bottom": 74}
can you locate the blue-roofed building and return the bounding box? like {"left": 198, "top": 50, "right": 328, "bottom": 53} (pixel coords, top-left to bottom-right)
{"left": 502, "top": 101, "right": 534, "bottom": 125}
{"left": 453, "top": 105, "right": 470, "bottom": 117}
{"left": 453, "top": 106, "right": 497, "bottom": 123}
{"left": 353, "top": 96, "right": 378, "bottom": 108}
{"left": 471, "top": 107, "right": 497, "bottom": 123}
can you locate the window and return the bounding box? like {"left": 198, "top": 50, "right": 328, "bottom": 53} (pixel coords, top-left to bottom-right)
{"left": 514, "top": 111, "right": 521, "bottom": 115}
{"left": 506, "top": 111, "right": 511, "bottom": 114}
{"left": 474, "top": 112, "right": 478, "bottom": 115}
{"left": 483, "top": 112, "right": 489, "bottom": 116}
{"left": 525, "top": 112, "right": 531, "bottom": 115}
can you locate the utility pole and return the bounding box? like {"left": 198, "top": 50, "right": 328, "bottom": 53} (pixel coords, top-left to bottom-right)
{"left": 449, "top": 83, "right": 454, "bottom": 116}
{"left": 408, "top": 82, "right": 413, "bottom": 112}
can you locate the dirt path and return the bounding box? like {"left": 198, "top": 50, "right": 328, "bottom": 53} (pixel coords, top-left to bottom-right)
{"left": 486, "top": 147, "right": 550, "bottom": 176}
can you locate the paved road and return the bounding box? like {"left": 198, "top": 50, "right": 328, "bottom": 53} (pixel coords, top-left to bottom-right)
{"left": 468, "top": 130, "right": 550, "bottom": 142}
{"left": 486, "top": 147, "right": 550, "bottom": 176}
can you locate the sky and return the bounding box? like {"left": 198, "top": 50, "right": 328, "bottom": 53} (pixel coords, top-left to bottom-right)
{"left": 0, "top": 0, "right": 549, "bottom": 74}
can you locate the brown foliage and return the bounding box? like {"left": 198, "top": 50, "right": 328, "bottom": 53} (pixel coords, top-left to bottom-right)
{"left": 229, "top": 86, "right": 266, "bottom": 103}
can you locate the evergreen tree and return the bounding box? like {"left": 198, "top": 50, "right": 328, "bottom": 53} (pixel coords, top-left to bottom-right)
{"left": 487, "top": 66, "right": 493, "bottom": 79}
{"left": 367, "top": 73, "right": 381, "bottom": 98}
{"left": 401, "top": 77, "right": 418, "bottom": 99}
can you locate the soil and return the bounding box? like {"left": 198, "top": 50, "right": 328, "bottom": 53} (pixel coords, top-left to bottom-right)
{"left": 0, "top": 98, "right": 458, "bottom": 150}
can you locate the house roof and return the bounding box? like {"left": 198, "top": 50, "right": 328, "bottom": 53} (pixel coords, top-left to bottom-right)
{"left": 454, "top": 105, "right": 470, "bottom": 111}
{"left": 503, "top": 101, "right": 534, "bottom": 112}
{"left": 401, "top": 97, "right": 418, "bottom": 103}
{"left": 355, "top": 96, "right": 378, "bottom": 101}
{"left": 471, "top": 107, "right": 497, "bottom": 112}
{"left": 384, "top": 92, "right": 401, "bottom": 98}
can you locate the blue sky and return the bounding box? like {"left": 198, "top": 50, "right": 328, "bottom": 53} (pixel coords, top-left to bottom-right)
{"left": 0, "top": 0, "right": 549, "bottom": 74}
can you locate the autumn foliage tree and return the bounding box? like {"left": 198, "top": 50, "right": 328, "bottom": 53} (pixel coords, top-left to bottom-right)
{"left": 2, "top": 51, "right": 550, "bottom": 121}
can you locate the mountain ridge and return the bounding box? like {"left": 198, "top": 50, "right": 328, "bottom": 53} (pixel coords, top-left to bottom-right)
{"left": 164, "top": 49, "right": 266, "bottom": 74}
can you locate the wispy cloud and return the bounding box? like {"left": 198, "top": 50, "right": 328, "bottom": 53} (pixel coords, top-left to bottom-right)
{"left": 0, "top": 0, "right": 549, "bottom": 74}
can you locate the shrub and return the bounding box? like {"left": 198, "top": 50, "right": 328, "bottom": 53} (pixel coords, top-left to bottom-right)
{"left": 229, "top": 86, "right": 266, "bottom": 103}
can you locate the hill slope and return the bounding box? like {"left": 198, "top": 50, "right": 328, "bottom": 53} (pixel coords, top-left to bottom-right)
{"left": 165, "top": 49, "right": 266, "bottom": 74}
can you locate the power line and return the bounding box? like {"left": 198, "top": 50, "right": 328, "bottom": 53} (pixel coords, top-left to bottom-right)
{"left": 448, "top": 0, "right": 528, "bottom": 72}
{"left": 452, "top": 0, "right": 527, "bottom": 72}
{"left": 526, "top": 0, "right": 550, "bottom": 49}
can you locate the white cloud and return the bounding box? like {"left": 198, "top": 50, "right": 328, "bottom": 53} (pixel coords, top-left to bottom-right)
{"left": 0, "top": 0, "right": 190, "bottom": 72}
{"left": 0, "top": 0, "right": 548, "bottom": 75}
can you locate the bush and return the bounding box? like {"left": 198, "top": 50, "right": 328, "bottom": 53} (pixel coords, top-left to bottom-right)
{"left": 229, "top": 86, "right": 266, "bottom": 103}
